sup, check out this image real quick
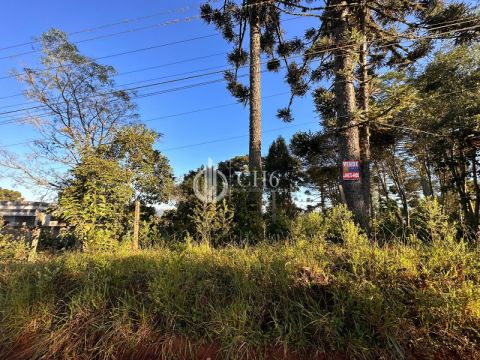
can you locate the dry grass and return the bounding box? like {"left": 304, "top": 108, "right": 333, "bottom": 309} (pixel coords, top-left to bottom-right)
{"left": 1, "top": 209, "right": 480, "bottom": 359}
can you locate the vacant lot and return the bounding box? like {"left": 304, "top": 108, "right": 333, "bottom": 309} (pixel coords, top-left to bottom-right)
{"left": 1, "top": 214, "right": 480, "bottom": 359}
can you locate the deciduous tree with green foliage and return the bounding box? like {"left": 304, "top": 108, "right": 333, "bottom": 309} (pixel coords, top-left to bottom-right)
{"left": 107, "top": 125, "right": 174, "bottom": 249}
{"left": 0, "top": 29, "right": 137, "bottom": 189}
{"left": 57, "top": 156, "right": 133, "bottom": 251}
{"left": 2, "top": 29, "right": 174, "bottom": 249}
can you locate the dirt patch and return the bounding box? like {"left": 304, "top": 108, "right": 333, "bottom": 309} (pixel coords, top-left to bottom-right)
{"left": 1, "top": 334, "right": 478, "bottom": 360}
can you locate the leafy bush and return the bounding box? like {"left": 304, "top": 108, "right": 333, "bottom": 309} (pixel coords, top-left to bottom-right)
{"left": 266, "top": 210, "right": 292, "bottom": 239}
{"left": 0, "top": 225, "right": 29, "bottom": 262}
{"left": 410, "top": 196, "right": 454, "bottom": 243}
{"left": 372, "top": 198, "right": 406, "bottom": 242}
{"left": 291, "top": 211, "right": 325, "bottom": 241}
{"left": 292, "top": 205, "right": 358, "bottom": 243}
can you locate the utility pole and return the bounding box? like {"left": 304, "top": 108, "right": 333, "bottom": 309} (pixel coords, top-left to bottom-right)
{"left": 271, "top": 190, "right": 277, "bottom": 223}
{"left": 132, "top": 199, "right": 140, "bottom": 250}
{"left": 28, "top": 209, "right": 42, "bottom": 262}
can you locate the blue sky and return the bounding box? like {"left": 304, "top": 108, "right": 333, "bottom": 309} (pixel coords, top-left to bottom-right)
{"left": 0, "top": 0, "right": 320, "bottom": 200}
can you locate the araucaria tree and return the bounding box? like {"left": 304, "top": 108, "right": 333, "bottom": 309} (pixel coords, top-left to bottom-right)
{"left": 200, "top": 0, "right": 306, "bottom": 224}
{"left": 277, "top": 0, "right": 478, "bottom": 228}
{"left": 374, "top": 45, "right": 480, "bottom": 234}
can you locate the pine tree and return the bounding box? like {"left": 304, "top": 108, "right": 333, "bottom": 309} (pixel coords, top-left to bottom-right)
{"left": 276, "top": 0, "right": 478, "bottom": 228}
{"left": 264, "top": 136, "right": 299, "bottom": 226}
{"left": 200, "top": 0, "right": 306, "bottom": 222}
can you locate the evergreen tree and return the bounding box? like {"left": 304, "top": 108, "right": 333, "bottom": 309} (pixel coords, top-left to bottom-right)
{"left": 264, "top": 137, "right": 300, "bottom": 236}
{"left": 407, "top": 46, "right": 480, "bottom": 231}
{"left": 265, "top": 136, "right": 299, "bottom": 218}
{"left": 200, "top": 0, "right": 306, "bottom": 224}
{"left": 290, "top": 130, "right": 340, "bottom": 212}
{"left": 276, "top": 0, "right": 478, "bottom": 228}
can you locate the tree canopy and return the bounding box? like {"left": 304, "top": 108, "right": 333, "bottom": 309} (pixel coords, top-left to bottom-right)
{"left": 0, "top": 188, "right": 23, "bottom": 202}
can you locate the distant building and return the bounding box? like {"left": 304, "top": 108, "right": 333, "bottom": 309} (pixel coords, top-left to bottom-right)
{"left": 0, "top": 201, "right": 64, "bottom": 228}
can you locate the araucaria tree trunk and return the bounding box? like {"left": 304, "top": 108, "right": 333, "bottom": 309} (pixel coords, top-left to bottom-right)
{"left": 249, "top": 4, "right": 263, "bottom": 215}
{"left": 332, "top": 0, "right": 367, "bottom": 227}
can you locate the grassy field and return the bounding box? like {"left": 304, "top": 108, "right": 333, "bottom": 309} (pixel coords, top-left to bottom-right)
{"left": 1, "top": 211, "right": 480, "bottom": 359}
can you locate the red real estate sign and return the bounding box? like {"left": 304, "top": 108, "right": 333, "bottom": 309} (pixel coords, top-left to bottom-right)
{"left": 343, "top": 161, "right": 360, "bottom": 181}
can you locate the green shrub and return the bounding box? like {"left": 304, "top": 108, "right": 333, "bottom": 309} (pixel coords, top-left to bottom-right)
{"left": 292, "top": 211, "right": 325, "bottom": 241}
{"left": 292, "top": 205, "right": 358, "bottom": 244}
{"left": 266, "top": 210, "right": 292, "bottom": 239}
{"left": 0, "top": 225, "right": 29, "bottom": 262}
{"left": 190, "top": 200, "right": 234, "bottom": 246}
{"left": 411, "top": 197, "right": 454, "bottom": 243}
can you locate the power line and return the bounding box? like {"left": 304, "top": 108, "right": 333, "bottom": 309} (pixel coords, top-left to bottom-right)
{"left": 117, "top": 52, "right": 226, "bottom": 77}
{"left": 2, "top": 82, "right": 479, "bottom": 151}
{"left": 1, "top": 20, "right": 479, "bottom": 119}
{"left": 376, "top": 85, "right": 480, "bottom": 138}
{"left": 0, "top": 0, "right": 358, "bottom": 54}
{"left": 0, "top": 73, "right": 249, "bottom": 123}
{"left": 0, "top": 87, "right": 289, "bottom": 128}
{"left": 0, "top": 12, "right": 301, "bottom": 83}
{"left": 378, "top": 123, "right": 445, "bottom": 137}
{"left": 0, "top": 17, "right": 477, "bottom": 124}
{"left": 0, "top": 0, "right": 293, "bottom": 62}
{"left": 0, "top": 120, "right": 319, "bottom": 174}
{"left": 1, "top": 0, "right": 470, "bottom": 76}
{"left": 136, "top": 77, "right": 239, "bottom": 98}
{"left": 160, "top": 121, "right": 318, "bottom": 152}
{"left": 424, "top": 14, "right": 480, "bottom": 30}
{"left": 0, "top": 4, "right": 196, "bottom": 52}
{"left": 1, "top": 57, "right": 295, "bottom": 115}
{"left": 0, "top": 13, "right": 300, "bottom": 101}
{"left": 0, "top": 140, "right": 34, "bottom": 148}
{"left": 0, "top": 4, "right": 477, "bottom": 175}
{"left": 0, "top": 11, "right": 474, "bottom": 94}
{"left": 0, "top": 91, "right": 289, "bottom": 148}
{"left": 0, "top": 51, "right": 228, "bottom": 101}
{"left": 143, "top": 91, "right": 288, "bottom": 122}
{"left": 0, "top": 68, "right": 256, "bottom": 117}
{"left": 0, "top": 15, "right": 205, "bottom": 61}
{"left": 0, "top": 16, "right": 298, "bottom": 98}
{"left": 0, "top": 63, "right": 238, "bottom": 112}
{"left": 0, "top": 33, "right": 219, "bottom": 82}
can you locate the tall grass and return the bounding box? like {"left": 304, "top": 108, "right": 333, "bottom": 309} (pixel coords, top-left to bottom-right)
{"left": 1, "top": 209, "right": 480, "bottom": 359}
